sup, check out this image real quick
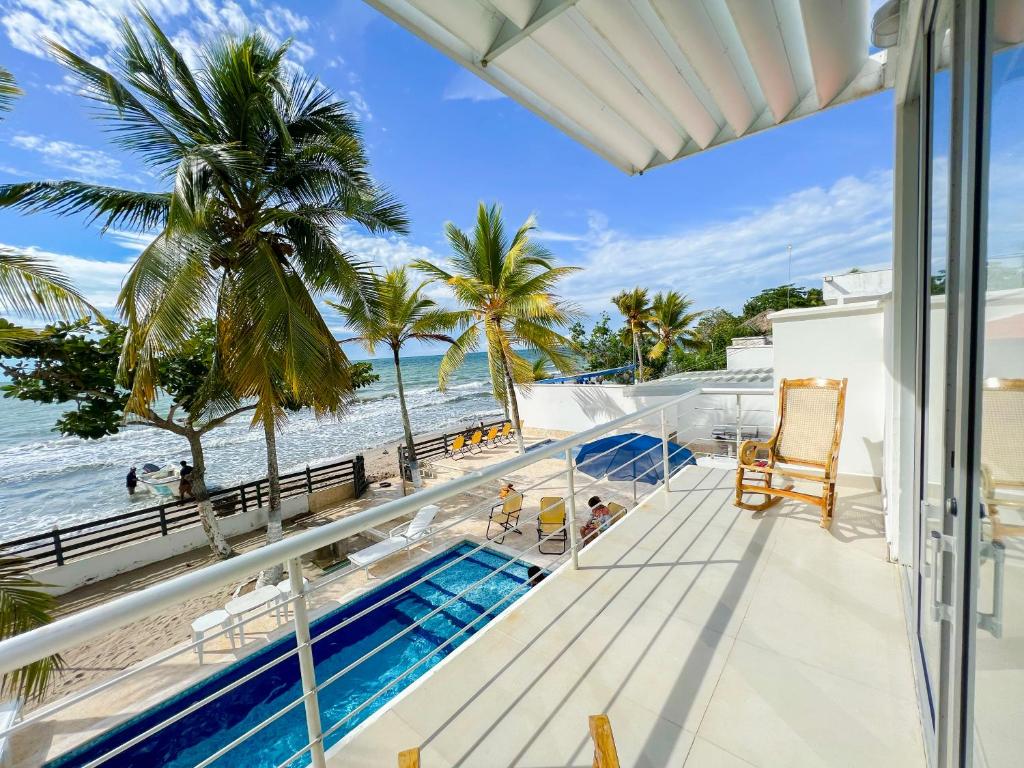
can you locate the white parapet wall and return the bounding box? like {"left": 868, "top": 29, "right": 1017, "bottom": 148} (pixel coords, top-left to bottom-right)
{"left": 30, "top": 493, "right": 315, "bottom": 595}
{"left": 770, "top": 301, "right": 889, "bottom": 486}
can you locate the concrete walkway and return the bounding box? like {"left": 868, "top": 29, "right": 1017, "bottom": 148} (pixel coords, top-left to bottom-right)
{"left": 332, "top": 466, "right": 924, "bottom": 767}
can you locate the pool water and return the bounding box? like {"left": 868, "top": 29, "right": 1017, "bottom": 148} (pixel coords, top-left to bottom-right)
{"left": 48, "top": 542, "right": 531, "bottom": 768}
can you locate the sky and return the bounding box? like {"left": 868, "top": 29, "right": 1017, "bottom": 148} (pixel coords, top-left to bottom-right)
{"left": 0, "top": 0, "right": 898, "bottom": 357}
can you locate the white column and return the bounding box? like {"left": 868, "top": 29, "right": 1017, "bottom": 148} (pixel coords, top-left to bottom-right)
{"left": 660, "top": 410, "right": 671, "bottom": 493}
{"left": 565, "top": 449, "right": 579, "bottom": 570}
{"left": 289, "top": 557, "right": 326, "bottom": 768}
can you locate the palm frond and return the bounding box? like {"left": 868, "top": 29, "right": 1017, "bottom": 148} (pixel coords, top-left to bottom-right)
{"left": 0, "top": 64, "right": 22, "bottom": 116}
{"left": 0, "top": 247, "right": 99, "bottom": 320}
{"left": 0, "top": 557, "right": 63, "bottom": 701}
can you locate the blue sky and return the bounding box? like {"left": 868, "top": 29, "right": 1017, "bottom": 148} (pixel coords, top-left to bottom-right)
{"left": 0, "top": 0, "right": 897, "bottom": 357}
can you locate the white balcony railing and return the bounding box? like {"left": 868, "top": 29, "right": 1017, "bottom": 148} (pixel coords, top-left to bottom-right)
{"left": 0, "top": 386, "right": 772, "bottom": 768}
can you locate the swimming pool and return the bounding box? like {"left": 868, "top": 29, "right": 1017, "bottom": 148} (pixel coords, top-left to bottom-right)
{"left": 48, "top": 542, "right": 532, "bottom": 768}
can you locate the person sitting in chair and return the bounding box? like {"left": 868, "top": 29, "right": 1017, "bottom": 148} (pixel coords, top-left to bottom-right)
{"left": 580, "top": 495, "right": 611, "bottom": 546}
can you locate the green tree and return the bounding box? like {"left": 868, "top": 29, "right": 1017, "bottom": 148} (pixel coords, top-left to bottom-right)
{"left": 531, "top": 354, "right": 554, "bottom": 381}
{"left": 1, "top": 320, "right": 257, "bottom": 558}
{"left": 0, "top": 13, "right": 407, "bottom": 577}
{"left": 648, "top": 291, "right": 703, "bottom": 360}
{"left": 670, "top": 308, "right": 745, "bottom": 372}
{"left": 413, "top": 203, "right": 579, "bottom": 454}
{"left": 569, "top": 313, "right": 633, "bottom": 376}
{"left": 611, "top": 288, "right": 653, "bottom": 382}
{"left": 331, "top": 267, "right": 461, "bottom": 487}
{"left": 0, "top": 64, "right": 21, "bottom": 115}
{"left": 741, "top": 284, "right": 824, "bottom": 318}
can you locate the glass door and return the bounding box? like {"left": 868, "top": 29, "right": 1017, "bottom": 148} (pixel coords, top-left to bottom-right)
{"left": 967, "top": 13, "right": 1024, "bottom": 766}
{"left": 917, "top": 0, "right": 955, "bottom": 755}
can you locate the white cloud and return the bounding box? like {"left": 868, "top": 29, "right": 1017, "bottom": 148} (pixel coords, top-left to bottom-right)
{"left": 547, "top": 171, "right": 896, "bottom": 314}
{"left": 1, "top": 1, "right": 314, "bottom": 72}
{"left": 442, "top": 70, "right": 506, "bottom": 102}
{"left": 10, "top": 133, "right": 139, "bottom": 182}
{"left": 347, "top": 90, "right": 373, "bottom": 122}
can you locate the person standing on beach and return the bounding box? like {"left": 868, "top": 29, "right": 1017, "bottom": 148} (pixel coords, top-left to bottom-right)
{"left": 178, "top": 461, "right": 194, "bottom": 500}
{"left": 126, "top": 467, "right": 138, "bottom": 496}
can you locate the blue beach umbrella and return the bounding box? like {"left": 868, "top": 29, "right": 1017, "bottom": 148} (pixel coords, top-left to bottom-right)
{"left": 574, "top": 432, "right": 694, "bottom": 489}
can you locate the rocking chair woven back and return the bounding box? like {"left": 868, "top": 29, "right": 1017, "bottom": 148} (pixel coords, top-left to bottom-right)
{"left": 774, "top": 378, "right": 848, "bottom": 469}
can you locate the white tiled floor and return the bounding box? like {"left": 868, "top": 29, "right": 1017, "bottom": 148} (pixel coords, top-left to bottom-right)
{"left": 331, "top": 466, "right": 924, "bottom": 767}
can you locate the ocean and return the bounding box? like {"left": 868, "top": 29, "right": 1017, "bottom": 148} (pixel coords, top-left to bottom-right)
{"left": 0, "top": 350, "right": 503, "bottom": 539}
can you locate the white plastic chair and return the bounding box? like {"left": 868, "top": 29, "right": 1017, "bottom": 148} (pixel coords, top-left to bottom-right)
{"left": 191, "top": 609, "right": 233, "bottom": 665}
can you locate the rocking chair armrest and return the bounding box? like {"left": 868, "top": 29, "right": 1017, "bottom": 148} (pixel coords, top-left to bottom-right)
{"left": 738, "top": 438, "right": 774, "bottom": 466}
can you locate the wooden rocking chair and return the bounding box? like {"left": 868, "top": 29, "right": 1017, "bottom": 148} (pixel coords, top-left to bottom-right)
{"left": 981, "top": 378, "right": 1024, "bottom": 541}
{"left": 735, "top": 377, "right": 848, "bottom": 528}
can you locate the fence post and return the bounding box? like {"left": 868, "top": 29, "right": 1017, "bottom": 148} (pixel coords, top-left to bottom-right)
{"left": 354, "top": 455, "right": 367, "bottom": 497}
{"left": 565, "top": 449, "right": 579, "bottom": 570}
{"left": 240, "top": 485, "right": 247, "bottom": 514}
{"left": 158, "top": 505, "right": 169, "bottom": 536}
{"left": 256, "top": 482, "right": 263, "bottom": 509}
{"left": 660, "top": 410, "right": 671, "bottom": 493}
{"left": 288, "top": 556, "right": 327, "bottom": 768}
{"left": 305, "top": 465, "right": 314, "bottom": 494}
{"left": 51, "top": 526, "right": 64, "bottom": 567}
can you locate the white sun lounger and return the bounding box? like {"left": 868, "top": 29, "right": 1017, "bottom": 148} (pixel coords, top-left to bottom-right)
{"left": 0, "top": 699, "right": 21, "bottom": 768}
{"left": 349, "top": 504, "right": 440, "bottom": 573}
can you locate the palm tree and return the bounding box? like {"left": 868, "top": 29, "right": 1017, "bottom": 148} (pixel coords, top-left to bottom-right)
{"left": 648, "top": 291, "right": 704, "bottom": 361}
{"left": 531, "top": 354, "right": 553, "bottom": 381}
{"left": 612, "top": 288, "right": 653, "bottom": 382}
{"left": 0, "top": 559, "right": 63, "bottom": 702}
{"left": 0, "top": 12, "right": 407, "bottom": 577}
{"left": 0, "top": 64, "right": 22, "bottom": 115}
{"left": 331, "top": 267, "right": 462, "bottom": 488}
{"left": 0, "top": 66, "right": 96, "bottom": 352}
{"left": 413, "top": 203, "right": 579, "bottom": 454}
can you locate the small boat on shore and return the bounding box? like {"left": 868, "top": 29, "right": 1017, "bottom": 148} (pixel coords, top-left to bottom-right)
{"left": 135, "top": 463, "right": 181, "bottom": 497}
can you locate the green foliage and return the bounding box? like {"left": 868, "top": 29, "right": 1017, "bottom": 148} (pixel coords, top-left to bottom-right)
{"left": 741, "top": 284, "right": 824, "bottom": 317}
{"left": 350, "top": 361, "right": 380, "bottom": 389}
{"left": 670, "top": 308, "right": 747, "bottom": 373}
{"left": 648, "top": 291, "right": 703, "bottom": 359}
{"left": 0, "top": 64, "right": 20, "bottom": 116}
{"left": 0, "top": 557, "right": 63, "bottom": 702}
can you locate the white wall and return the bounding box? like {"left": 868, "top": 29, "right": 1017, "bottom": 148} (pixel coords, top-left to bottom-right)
{"left": 823, "top": 269, "right": 893, "bottom": 304}
{"left": 31, "top": 494, "right": 312, "bottom": 595}
{"left": 726, "top": 343, "right": 773, "bottom": 370}
{"left": 771, "top": 301, "right": 888, "bottom": 484}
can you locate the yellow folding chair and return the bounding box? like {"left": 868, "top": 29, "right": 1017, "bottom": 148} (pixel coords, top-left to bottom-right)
{"left": 537, "top": 497, "right": 567, "bottom": 554}
{"left": 447, "top": 433, "right": 466, "bottom": 459}
{"left": 487, "top": 492, "right": 524, "bottom": 543}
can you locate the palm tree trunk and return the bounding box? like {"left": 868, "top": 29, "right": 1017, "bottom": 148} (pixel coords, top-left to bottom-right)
{"left": 634, "top": 329, "right": 644, "bottom": 382}
{"left": 260, "top": 412, "right": 284, "bottom": 585}
{"left": 501, "top": 350, "right": 527, "bottom": 454}
{"left": 185, "top": 429, "right": 234, "bottom": 559}
{"left": 394, "top": 346, "right": 422, "bottom": 488}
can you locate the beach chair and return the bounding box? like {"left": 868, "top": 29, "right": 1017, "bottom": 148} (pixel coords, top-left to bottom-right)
{"left": 487, "top": 492, "right": 523, "bottom": 543}
{"left": 980, "top": 379, "right": 1024, "bottom": 541}
{"left": 466, "top": 429, "right": 484, "bottom": 454}
{"left": 0, "top": 700, "right": 21, "bottom": 768}
{"left": 447, "top": 433, "right": 467, "bottom": 458}
{"left": 497, "top": 422, "right": 513, "bottom": 444}
{"left": 484, "top": 425, "right": 500, "bottom": 447}
{"left": 537, "top": 497, "right": 568, "bottom": 555}
{"left": 349, "top": 504, "right": 440, "bottom": 573}
{"left": 607, "top": 502, "right": 627, "bottom": 524}
{"left": 735, "top": 377, "right": 848, "bottom": 528}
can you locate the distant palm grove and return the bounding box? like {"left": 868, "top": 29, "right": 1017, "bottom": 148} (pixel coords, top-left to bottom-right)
{"left": 0, "top": 9, "right": 824, "bottom": 701}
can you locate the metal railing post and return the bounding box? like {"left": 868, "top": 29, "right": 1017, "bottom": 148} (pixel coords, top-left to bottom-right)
{"left": 289, "top": 556, "right": 326, "bottom": 768}
{"left": 51, "top": 526, "right": 64, "bottom": 567}
{"left": 660, "top": 410, "right": 671, "bottom": 493}
{"left": 734, "top": 393, "right": 743, "bottom": 459}
{"left": 564, "top": 449, "right": 579, "bottom": 570}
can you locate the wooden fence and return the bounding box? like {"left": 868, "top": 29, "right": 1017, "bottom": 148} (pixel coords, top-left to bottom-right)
{"left": 0, "top": 455, "right": 367, "bottom": 570}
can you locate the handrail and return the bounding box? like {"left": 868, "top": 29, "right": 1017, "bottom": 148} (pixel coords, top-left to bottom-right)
{"left": 0, "top": 387, "right": 704, "bottom": 676}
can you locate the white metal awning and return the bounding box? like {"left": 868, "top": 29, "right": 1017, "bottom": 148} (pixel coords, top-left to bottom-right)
{"left": 364, "top": 0, "right": 894, "bottom": 174}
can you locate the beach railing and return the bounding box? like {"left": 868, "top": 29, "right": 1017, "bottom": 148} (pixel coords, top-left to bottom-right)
{"left": 0, "top": 455, "right": 368, "bottom": 570}
{"left": 0, "top": 387, "right": 771, "bottom": 768}
{"left": 397, "top": 417, "right": 507, "bottom": 478}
